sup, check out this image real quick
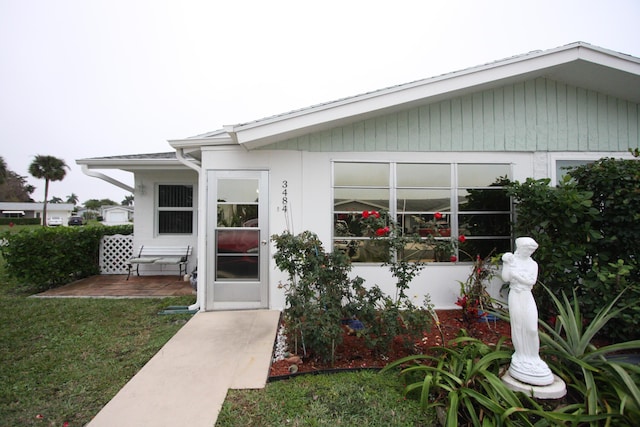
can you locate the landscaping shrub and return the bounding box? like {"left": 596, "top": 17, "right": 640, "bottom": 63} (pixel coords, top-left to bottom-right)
{"left": 507, "top": 157, "right": 640, "bottom": 342}
{"left": 0, "top": 224, "right": 133, "bottom": 291}
{"left": 351, "top": 210, "right": 433, "bottom": 354}
{"left": 538, "top": 285, "right": 640, "bottom": 425}
{"left": 272, "top": 231, "right": 365, "bottom": 364}
{"left": 272, "top": 211, "right": 434, "bottom": 363}
{"left": 384, "top": 285, "right": 640, "bottom": 426}
{"left": 0, "top": 217, "right": 40, "bottom": 226}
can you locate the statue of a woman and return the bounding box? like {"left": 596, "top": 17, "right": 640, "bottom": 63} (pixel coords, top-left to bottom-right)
{"left": 502, "top": 237, "right": 554, "bottom": 386}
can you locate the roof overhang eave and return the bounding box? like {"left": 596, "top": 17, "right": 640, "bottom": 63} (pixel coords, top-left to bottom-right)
{"left": 76, "top": 158, "right": 186, "bottom": 171}
{"left": 169, "top": 134, "right": 235, "bottom": 149}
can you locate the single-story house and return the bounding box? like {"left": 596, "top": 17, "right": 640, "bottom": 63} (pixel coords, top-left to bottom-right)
{"left": 100, "top": 205, "right": 133, "bottom": 225}
{"left": 0, "top": 202, "right": 76, "bottom": 224}
{"left": 76, "top": 42, "right": 640, "bottom": 312}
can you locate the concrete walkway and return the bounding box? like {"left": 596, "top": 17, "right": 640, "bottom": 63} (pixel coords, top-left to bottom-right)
{"left": 88, "top": 309, "right": 281, "bottom": 427}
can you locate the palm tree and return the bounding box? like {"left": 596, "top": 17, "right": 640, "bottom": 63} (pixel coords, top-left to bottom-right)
{"left": 0, "top": 156, "right": 7, "bottom": 185}
{"left": 28, "top": 155, "right": 69, "bottom": 225}
{"left": 66, "top": 193, "right": 79, "bottom": 205}
{"left": 122, "top": 194, "right": 134, "bottom": 206}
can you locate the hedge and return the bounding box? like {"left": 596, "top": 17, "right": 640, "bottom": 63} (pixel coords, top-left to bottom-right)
{"left": 0, "top": 224, "right": 133, "bottom": 291}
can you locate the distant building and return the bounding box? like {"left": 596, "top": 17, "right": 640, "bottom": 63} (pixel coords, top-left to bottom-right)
{"left": 101, "top": 205, "right": 133, "bottom": 225}
{"left": 0, "top": 202, "right": 75, "bottom": 224}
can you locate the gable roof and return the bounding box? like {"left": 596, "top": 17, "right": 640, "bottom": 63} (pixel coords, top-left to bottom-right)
{"left": 170, "top": 42, "right": 640, "bottom": 152}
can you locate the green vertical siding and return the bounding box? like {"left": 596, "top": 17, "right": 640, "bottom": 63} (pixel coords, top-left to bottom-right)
{"left": 266, "top": 78, "right": 640, "bottom": 152}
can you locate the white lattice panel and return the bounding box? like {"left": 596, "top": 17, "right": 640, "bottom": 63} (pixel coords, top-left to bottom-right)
{"left": 100, "top": 234, "right": 134, "bottom": 274}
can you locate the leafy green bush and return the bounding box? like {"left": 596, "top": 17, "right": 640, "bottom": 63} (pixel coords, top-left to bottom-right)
{"left": 506, "top": 157, "right": 640, "bottom": 342}
{"left": 0, "top": 224, "right": 133, "bottom": 291}
{"left": 352, "top": 210, "right": 433, "bottom": 353}
{"left": 272, "top": 217, "right": 433, "bottom": 363}
{"left": 272, "top": 231, "right": 365, "bottom": 364}
{"left": 0, "top": 217, "right": 40, "bottom": 226}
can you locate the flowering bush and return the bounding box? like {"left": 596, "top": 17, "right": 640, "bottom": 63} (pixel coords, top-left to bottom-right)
{"left": 456, "top": 253, "right": 501, "bottom": 328}
{"left": 272, "top": 231, "right": 371, "bottom": 364}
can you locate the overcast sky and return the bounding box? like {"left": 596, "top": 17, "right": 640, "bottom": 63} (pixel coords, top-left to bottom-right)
{"left": 1, "top": 0, "right": 639, "bottom": 205}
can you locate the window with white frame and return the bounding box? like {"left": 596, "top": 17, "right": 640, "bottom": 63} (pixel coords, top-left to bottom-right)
{"left": 333, "top": 162, "right": 512, "bottom": 262}
{"left": 555, "top": 160, "right": 592, "bottom": 184}
{"left": 157, "top": 184, "right": 194, "bottom": 234}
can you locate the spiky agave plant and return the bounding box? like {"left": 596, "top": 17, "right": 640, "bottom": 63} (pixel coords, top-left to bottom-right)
{"left": 538, "top": 285, "right": 640, "bottom": 425}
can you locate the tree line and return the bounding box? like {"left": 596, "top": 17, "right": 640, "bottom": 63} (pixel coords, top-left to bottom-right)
{"left": 0, "top": 155, "right": 133, "bottom": 222}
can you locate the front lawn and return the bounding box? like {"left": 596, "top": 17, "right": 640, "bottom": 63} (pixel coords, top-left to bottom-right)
{"left": 0, "top": 259, "right": 195, "bottom": 426}
{"left": 216, "top": 370, "right": 434, "bottom": 426}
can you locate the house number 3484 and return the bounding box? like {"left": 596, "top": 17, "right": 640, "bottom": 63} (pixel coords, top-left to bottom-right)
{"left": 281, "top": 180, "right": 288, "bottom": 212}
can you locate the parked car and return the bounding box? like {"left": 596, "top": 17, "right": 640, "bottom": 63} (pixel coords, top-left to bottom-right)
{"left": 68, "top": 216, "right": 84, "bottom": 226}
{"left": 47, "top": 216, "right": 63, "bottom": 226}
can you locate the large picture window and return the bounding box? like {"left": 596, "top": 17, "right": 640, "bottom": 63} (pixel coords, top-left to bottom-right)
{"left": 158, "top": 184, "right": 194, "bottom": 234}
{"left": 333, "top": 162, "right": 511, "bottom": 262}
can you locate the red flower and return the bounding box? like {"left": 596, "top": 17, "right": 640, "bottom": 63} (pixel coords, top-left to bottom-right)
{"left": 450, "top": 255, "right": 457, "bottom": 262}
{"left": 455, "top": 295, "right": 468, "bottom": 307}
{"left": 9, "top": 222, "right": 14, "bottom": 228}
{"left": 434, "top": 212, "right": 443, "bottom": 220}
{"left": 458, "top": 235, "right": 466, "bottom": 243}
{"left": 362, "top": 210, "right": 380, "bottom": 219}
{"left": 375, "top": 226, "right": 389, "bottom": 236}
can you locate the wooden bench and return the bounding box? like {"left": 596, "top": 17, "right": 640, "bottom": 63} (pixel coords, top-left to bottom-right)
{"left": 126, "top": 245, "right": 192, "bottom": 280}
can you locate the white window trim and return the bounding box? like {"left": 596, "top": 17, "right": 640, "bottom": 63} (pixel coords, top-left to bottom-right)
{"left": 548, "top": 151, "right": 635, "bottom": 185}
{"left": 332, "top": 160, "right": 513, "bottom": 263}
{"left": 156, "top": 183, "right": 196, "bottom": 236}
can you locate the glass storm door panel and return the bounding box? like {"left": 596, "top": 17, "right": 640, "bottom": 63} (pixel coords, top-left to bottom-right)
{"left": 208, "top": 170, "right": 269, "bottom": 308}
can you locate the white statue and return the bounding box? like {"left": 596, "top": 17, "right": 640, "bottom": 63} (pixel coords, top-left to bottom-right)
{"left": 502, "top": 237, "right": 554, "bottom": 386}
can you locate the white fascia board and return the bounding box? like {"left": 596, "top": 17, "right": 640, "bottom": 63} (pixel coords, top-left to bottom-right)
{"left": 231, "top": 44, "right": 640, "bottom": 149}
{"left": 168, "top": 135, "right": 235, "bottom": 150}
{"left": 76, "top": 159, "right": 186, "bottom": 171}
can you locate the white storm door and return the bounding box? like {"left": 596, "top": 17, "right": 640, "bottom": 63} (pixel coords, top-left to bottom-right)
{"left": 208, "top": 170, "right": 269, "bottom": 309}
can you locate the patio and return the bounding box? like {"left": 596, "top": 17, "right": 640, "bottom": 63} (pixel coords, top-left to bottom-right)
{"left": 33, "top": 274, "right": 195, "bottom": 298}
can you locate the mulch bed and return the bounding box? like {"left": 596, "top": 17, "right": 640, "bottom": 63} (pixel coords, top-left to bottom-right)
{"left": 270, "top": 309, "right": 512, "bottom": 378}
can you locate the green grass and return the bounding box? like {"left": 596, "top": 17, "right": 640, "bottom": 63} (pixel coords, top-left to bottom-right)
{"left": 0, "top": 294, "right": 196, "bottom": 426}
{"left": 0, "top": 256, "right": 196, "bottom": 426}
{"left": 0, "top": 255, "right": 433, "bottom": 426}
{"left": 216, "top": 370, "right": 434, "bottom": 426}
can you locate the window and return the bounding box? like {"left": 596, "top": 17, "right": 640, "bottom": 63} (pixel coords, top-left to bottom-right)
{"left": 555, "top": 160, "right": 592, "bottom": 184}
{"left": 158, "top": 184, "right": 194, "bottom": 234}
{"left": 333, "top": 162, "right": 512, "bottom": 262}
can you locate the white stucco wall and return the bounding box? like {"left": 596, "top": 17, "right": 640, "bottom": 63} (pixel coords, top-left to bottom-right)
{"left": 200, "top": 148, "right": 535, "bottom": 310}
{"left": 132, "top": 169, "right": 198, "bottom": 275}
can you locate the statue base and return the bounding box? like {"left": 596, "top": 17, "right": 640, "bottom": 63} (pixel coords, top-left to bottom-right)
{"left": 501, "top": 371, "right": 567, "bottom": 399}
